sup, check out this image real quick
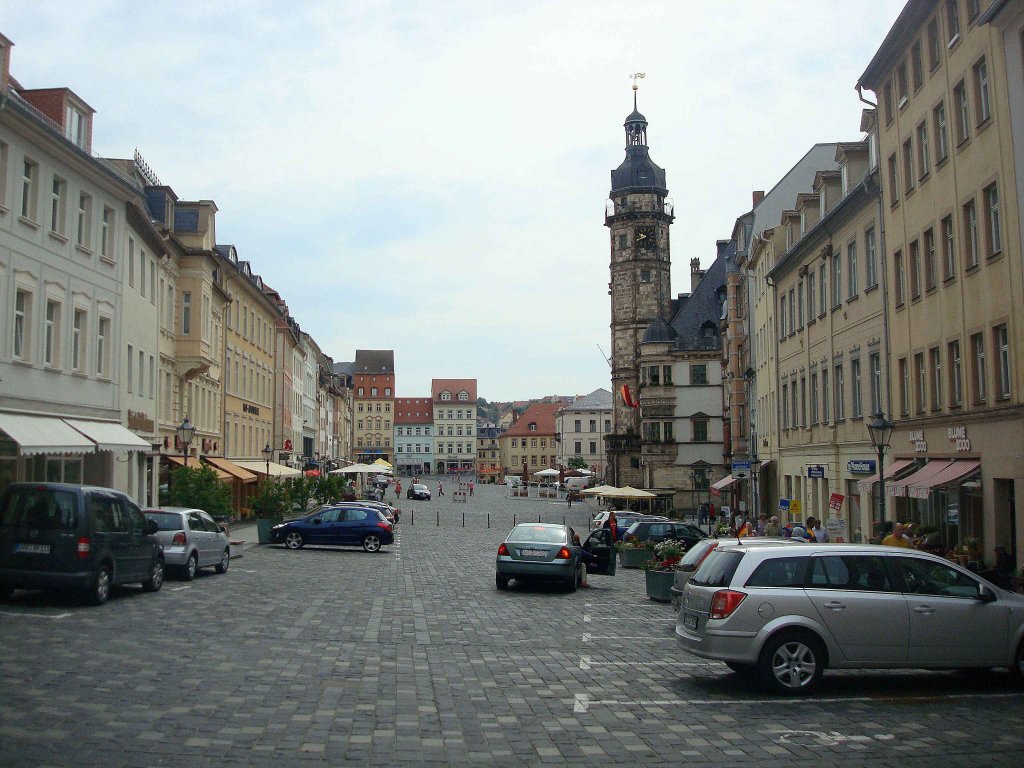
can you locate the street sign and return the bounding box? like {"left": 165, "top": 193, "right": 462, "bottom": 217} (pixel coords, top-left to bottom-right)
{"left": 807, "top": 465, "right": 825, "bottom": 478}
{"left": 731, "top": 460, "right": 751, "bottom": 479}
{"left": 778, "top": 498, "right": 791, "bottom": 513}
{"left": 847, "top": 459, "right": 876, "bottom": 474}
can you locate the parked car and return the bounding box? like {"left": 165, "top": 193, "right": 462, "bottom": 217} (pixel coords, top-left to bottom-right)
{"left": 495, "top": 523, "right": 614, "bottom": 592}
{"left": 623, "top": 519, "right": 706, "bottom": 549}
{"left": 589, "top": 510, "right": 648, "bottom": 534}
{"left": 0, "top": 482, "right": 165, "bottom": 605}
{"left": 271, "top": 505, "right": 393, "bottom": 552}
{"left": 676, "top": 542, "right": 1024, "bottom": 695}
{"left": 670, "top": 538, "right": 806, "bottom": 610}
{"left": 333, "top": 500, "right": 399, "bottom": 524}
{"left": 142, "top": 507, "right": 230, "bottom": 580}
{"left": 407, "top": 483, "right": 431, "bottom": 500}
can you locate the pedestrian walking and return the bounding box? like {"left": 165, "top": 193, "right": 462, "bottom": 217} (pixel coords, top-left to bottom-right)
{"left": 438, "top": 481, "right": 445, "bottom": 497}
{"left": 567, "top": 491, "right": 572, "bottom": 507}
{"left": 469, "top": 481, "right": 474, "bottom": 496}
{"left": 395, "top": 481, "right": 402, "bottom": 499}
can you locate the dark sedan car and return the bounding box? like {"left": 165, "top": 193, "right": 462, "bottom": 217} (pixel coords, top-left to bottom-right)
{"left": 407, "top": 484, "right": 431, "bottom": 500}
{"left": 270, "top": 506, "right": 393, "bottom": 552}
{"left": 622, "top": 519, "right": 707, "bottom": 550}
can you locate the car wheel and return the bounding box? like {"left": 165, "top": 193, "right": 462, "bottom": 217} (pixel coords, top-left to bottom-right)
{"left": 362, "top": 534, "right": 382, "bottom": 553}
{"left": 496, "top": 574, "right": 509, "bottom": 590}
{"left": 87, "top": 563, "right": 112, "bottom": 605}
{"left": 182, "top": 552, "right": 198, "bottom": 581}
{"left": 758, "top": 631, "right": 825, "bottom": 695}
{"left": 284, "top": 532, "right": 304, "bottom": 549}
{"left": 142, "top": 558, "right": 164, "bottom": 593}
{"left": 565, "top": 570, "right": 578, "bottom": 593}
{"left": 215, "top": 548, "right": 230, "bottom": 574}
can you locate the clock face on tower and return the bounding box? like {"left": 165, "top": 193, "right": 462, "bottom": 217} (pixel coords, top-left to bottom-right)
{"left": 634, "top": 226, "right": 656, "bottom": 250}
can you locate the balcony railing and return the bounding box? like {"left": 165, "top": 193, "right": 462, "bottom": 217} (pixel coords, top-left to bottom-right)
{"left": 641, "top": 441, "right": 676, "bottom": 457}
{"left": 605, "top": 433, "right": 641, "bottom": 454}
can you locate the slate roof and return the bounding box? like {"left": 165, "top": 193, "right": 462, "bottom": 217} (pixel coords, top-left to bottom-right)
{"left": 354, "top": 349, "right": 394, "bottom": 374}
{"left": 747, "top": 144, "right": 840, "bottom": 245}
{"left": 653, "top": 244, "right": 730, "bottom": 353}
{"left": 560, "top": 388, "right": 613, "bottom": 412}
{"left": 332, "top": 361, "right": 354, "bottom": 376}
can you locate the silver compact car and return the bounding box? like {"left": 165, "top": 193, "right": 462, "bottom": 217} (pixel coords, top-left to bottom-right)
{"left": 676, "top": 542, "right": 1024, "bottom": 695}
{"left": 143, "top": 507, "right": 230, "bottom": 580}
{"left": 496, "top": 523, "right": 614, "bottom": 592}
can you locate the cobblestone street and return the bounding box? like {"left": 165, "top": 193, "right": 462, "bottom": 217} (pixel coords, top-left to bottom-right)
{"left": 2, "top": 481, "right": 1023, "bottom": 767}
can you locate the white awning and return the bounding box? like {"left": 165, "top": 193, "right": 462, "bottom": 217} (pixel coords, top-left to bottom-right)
{"left": 232, "top": 459, "right": 303, "bottom": 478}
{"left": 63, "top": 418, "right": 151, "bottom": 452}
{"left": 0, "top": 412, "right": 95, "bottom": 455}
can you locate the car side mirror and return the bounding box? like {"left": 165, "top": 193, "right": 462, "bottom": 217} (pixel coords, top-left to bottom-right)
{"left": 145, "top": 519, "right": 158, "bottom": 535}
{"left": 978, "top": 584, "right": 997, "bottom": 602}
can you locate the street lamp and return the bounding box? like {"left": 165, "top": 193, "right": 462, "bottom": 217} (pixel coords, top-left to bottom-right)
{"left": 867, "top": 411, "right": 896, "bottom": 529}
{"left": 262, "top": 442, "right": 274, "bottom": 478}
{"left": 176, "top": 416, "right": 196, "bottom": 468}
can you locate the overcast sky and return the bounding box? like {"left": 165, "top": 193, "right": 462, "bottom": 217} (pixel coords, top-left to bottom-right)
{"left": 4, "top": 1, "right": 906, "bottom": 401}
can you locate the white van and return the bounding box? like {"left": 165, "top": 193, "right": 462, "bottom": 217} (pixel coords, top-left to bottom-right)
{"left": 564, "top": 476, "right": 592, "bottom": 492}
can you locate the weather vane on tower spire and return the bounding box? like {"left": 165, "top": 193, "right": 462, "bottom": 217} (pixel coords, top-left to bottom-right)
{"left": 629, "top": 72, "right": 645, "bottom": 109}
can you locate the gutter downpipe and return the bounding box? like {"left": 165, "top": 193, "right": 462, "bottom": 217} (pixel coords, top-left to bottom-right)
{"left": 857, "top": 86, "right": 892, "bottom": 416}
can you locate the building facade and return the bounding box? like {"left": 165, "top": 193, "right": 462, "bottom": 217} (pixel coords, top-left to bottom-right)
{"left": 768, "top": 139, "right": 888, "bottom": 541}
{"left": 432, "top": 378, "right": 477, "bottom": 474}
{"left": 499, "top": 402, "right": 559, "bottom": 477}
{"left": 555, "top": 388, "right": 612, "bottom": 476}
{"left": 0, "top": 39, "right": 153, "bottom": 498}
{"left": 353, "top": 349, "right": 395, "bottom": 465}
{"left": 394, "top": 397, "right": 433, "bottom": 476}
{"left": 859, "top": 0, "right": 1024, "bottom": 567}
{"left": 476, "top": 423, "right": 502, "bottom": 483}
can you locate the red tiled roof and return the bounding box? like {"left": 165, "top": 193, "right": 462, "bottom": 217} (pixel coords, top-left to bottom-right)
{"left": 431, "top": 378, "right": 477, "bottom": 403}
{"left": 504, "top": 402, "right": 559, "bottom": 437}
{"left": 394, "top": 397, "right": 434, "bottom": 424}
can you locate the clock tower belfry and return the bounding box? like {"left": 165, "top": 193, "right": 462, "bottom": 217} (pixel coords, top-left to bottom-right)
{"left": 605, "top": 83, "right": 673, "bottom": 487}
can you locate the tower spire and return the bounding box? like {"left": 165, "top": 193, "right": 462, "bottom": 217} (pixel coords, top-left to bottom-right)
{"left": 630, "top": 72, "right": 645, "bottom": 111}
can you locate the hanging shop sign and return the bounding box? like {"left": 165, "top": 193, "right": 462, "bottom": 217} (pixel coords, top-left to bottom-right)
{"left": 807, "top": 465, "right": 825, "bottom": 479}
{"left": 847, "top": 460, "right": 876, "bottom": 474}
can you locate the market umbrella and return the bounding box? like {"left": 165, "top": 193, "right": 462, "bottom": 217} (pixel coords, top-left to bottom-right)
{"left": 331, "top": 463, "right": 377, "bottom": 474}
{"left": 533, "top": 468, "right": 560, "bottom": 478}
{"left": 581, "top": 484, "right": 619, "bottom": 495}
{"left": 372, "top": 458, "right": 393, "bottom": 468}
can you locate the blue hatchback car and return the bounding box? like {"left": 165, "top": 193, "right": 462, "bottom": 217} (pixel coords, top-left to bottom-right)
{"left": 270, "top": 506, "right": 393, "bottom": 552}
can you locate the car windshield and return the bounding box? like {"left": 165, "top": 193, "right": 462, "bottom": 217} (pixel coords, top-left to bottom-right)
{"left": 0, "top": 487, "right": 78, "bottom": 531}
{"left": 508, "top": 525, "right": 566, "bottom": 544}
{"left": 689, "top": 550, "right": 744, "bottom": 587}
{"left": 144, "top": 512, "right": 184, "bottom": 531}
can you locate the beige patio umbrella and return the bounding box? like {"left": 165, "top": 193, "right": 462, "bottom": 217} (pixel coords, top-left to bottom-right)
{"left": 580, "top": 484, "right": 619, "bottom": 495}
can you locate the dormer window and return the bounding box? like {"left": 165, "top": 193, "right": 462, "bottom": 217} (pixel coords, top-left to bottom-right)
{"left": 529, "top": 422, "right": 537, "bottom": 431}
{"left": 441, "top": 391, "right": 451, "bottom": 401}
{"left": 458, "top": 391, "right": 468, "bottom": 401}
{"left": 64, "top": 104, "right": 86, "bottom": 149}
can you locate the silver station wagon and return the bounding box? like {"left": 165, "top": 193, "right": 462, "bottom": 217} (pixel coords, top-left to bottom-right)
{"left": 676, "top": 542, "right": 1024, "bottom": 695}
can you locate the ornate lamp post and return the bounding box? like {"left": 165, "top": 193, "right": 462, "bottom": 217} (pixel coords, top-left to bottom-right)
{"left": 176, "top": 416, "right": 196, "bottom": 468}
{"left": 867, "top": 411, "right": 896, "bottom": 529}
{"left": 262, "top": 442, "right": 274, "bottom": 478}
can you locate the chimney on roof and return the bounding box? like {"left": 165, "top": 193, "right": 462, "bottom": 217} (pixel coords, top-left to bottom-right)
{"left": 753, "top": 190, "right": 765, "bottom": 207}
{"left": 690, "top": 258, "right": 706, "bottom": 291}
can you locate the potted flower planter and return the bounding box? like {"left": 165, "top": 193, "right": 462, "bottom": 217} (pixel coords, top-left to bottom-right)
{"left": 619, "top": 547, "right": 655, "bottom": 568}
{"left": 645, "top": 569, "right": 676, "bottom": 602}
{"left": 256, "top": 518, "right": 275, "bottom": 544}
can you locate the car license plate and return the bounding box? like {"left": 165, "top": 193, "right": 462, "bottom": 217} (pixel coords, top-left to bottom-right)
{"left": 683, "top": 612, "right": 698, "bottom": 631}
{"left": 15, "top": 543, "right": 50, "bottom": 555}
{"left": 520, "top": 548, "right": 547, "bottom": 557}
